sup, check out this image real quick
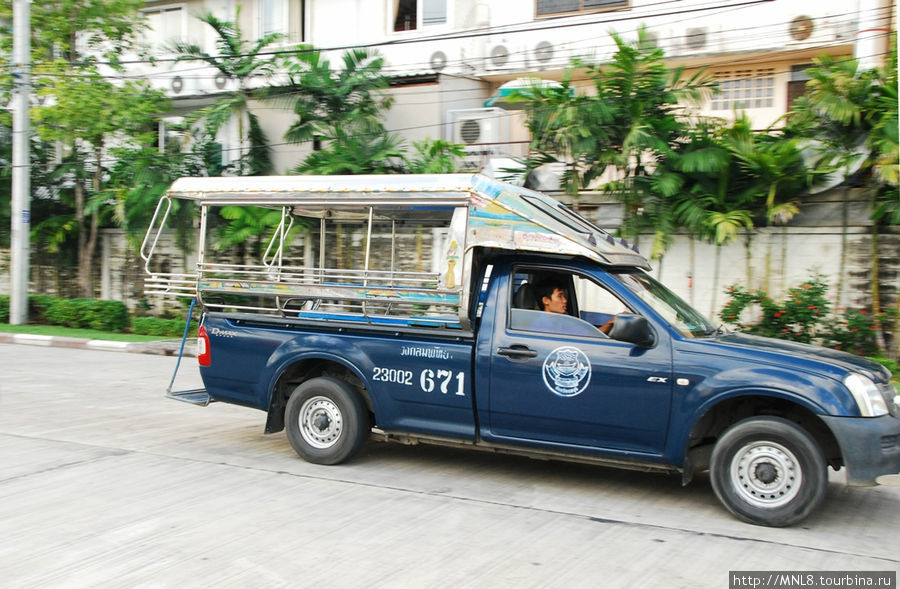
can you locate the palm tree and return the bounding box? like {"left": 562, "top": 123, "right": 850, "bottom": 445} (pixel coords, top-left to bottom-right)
{"left": 786, "top": 54, "right": 899, "bottom": 353}
{"left": 294, "top": 123, "right": 407, "bottom": 175}
{"left": 581, "top": 28, "right": 713, "bottom": 243}
{"left": 509, "top": 75, "right": 607, "bottom": 201}
{"left": 273, "top": 47, "right": 393, "bottom": 146}
{"left": 405, "top": 140, "right": 466, "bottom": 174}
{"left": 171, "top": 9, "right": 284, "bottom": 175}
{"left": 669, "top": 121, "right": 754, "bottom": 315}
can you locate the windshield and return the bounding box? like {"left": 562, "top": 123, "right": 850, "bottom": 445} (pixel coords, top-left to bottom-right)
{"left": 612, "top": 270, "right": 717, "bottom": 337}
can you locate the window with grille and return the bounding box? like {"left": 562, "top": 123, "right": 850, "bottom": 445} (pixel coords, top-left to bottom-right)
{"left": 258, "top": 0, "right": 305, "bottom": 43}
{"left": 712, "top": 69, "right": 775, "bottom": 110}
{"left": 393, "top": 0, "right": 447, "bottom": 32}
{"left": 142, "top": 6, "right": 184, "bottom": 52}
{"left": 536, "top": 0, "right": 628, "bottom": 17}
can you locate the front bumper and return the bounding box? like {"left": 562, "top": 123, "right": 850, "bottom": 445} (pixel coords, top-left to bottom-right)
{"left": 820, "top": 414, "right": 900, "bottom": 485}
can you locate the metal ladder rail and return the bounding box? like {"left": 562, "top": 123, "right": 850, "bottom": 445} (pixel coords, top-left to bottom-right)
{"left": 165, "top": 298, "right": 213, "bottom": 406}
{"left": 140, "top": 196, "right": 174, "bottom": 272}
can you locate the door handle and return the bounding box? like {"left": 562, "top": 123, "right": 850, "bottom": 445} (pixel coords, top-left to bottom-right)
{"left": 497, "top": 345, "right": 538, "bottom": 359}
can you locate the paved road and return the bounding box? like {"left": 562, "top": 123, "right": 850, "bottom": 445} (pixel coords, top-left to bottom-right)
{"left": 1, "top": 343, "right": 898, "bottom": 589}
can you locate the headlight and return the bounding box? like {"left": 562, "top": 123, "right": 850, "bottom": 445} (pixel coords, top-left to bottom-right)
{"left": 844, "top": 373, "right": 889, "bottom": 417}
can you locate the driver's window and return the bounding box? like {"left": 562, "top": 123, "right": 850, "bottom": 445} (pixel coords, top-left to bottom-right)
{"left": 572, "top": 274, "right": 631, "bottom": 329}
{"left": 508, "top": 268, "right": 630, "bottom": 337}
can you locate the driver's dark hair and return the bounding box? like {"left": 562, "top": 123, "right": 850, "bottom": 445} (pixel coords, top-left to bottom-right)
{"left": 533, "top": 276, "right": 566, "bottom": 307}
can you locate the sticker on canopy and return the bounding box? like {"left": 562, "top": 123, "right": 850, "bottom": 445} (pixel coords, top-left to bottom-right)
{"left": 542, "top": 346, "right": 591, "bottom": 397}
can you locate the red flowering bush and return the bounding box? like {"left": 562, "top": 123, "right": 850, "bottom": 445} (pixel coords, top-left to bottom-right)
{"left": 826, "top": 307, "right": 880, "bottom": 356}
{"left": 719, "top": 275, "right": 830, "bottom": 344}
{"left": 718, "top": 275, "right": 896, "bottom": 360}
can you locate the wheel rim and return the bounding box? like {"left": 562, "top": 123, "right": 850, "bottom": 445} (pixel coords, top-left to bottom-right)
{"left": 729, "top": 440, "right": 802, "bottom": 508}
{"left": 298, "top": 396, "right": 343, "bottom": 449}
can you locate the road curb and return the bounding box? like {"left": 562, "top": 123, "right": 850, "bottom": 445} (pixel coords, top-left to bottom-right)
{"left": 0, "top": 332, "right": 197, "bottom": 357}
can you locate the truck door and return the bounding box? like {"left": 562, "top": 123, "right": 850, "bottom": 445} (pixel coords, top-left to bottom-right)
{"left": 483, "top": 267, "right": 673, "bottom": 455}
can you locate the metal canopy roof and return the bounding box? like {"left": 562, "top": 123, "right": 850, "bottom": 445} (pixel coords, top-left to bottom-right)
{"left": 163, "top": 173, "right": 650, "bottom": 269}
{"left": 165, "top": 174, "right": 475, "bottom": 206}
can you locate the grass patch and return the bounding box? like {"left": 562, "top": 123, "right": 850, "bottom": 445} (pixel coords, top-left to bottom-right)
{"left": 0, "top": 323, "right": 172, "bottom": 342}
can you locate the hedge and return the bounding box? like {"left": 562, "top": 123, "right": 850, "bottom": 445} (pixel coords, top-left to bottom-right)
{"left": 131, "top": 316, "right": 197, "bottom": 338}
{"left": 1, "top": 295, "right": 201, "bottom": 338}
{"left": 43, "top": 298, "right": 130, "bottom": 332}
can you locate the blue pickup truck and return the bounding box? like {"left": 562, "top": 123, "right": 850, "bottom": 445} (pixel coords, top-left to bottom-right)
{"left": 143, "top": 174, "right": 900, "bottom": 527}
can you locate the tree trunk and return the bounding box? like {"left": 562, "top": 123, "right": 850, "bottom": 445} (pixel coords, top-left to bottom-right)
{"left": 74, "top": 177, "right": 90, "bottom": 297}
{"left": 871, "top": 222, "right": 886, "bottom": 351}
{"left": 835, "top": 188, "right": 849, "bottom": 308}
{"left": 710, "top": 245, "right": 722, "bottom": 319}
{"left": 688, "top": 237, "right": 695, "bottom": 307}
{"left": 744, "top": 232, "right": 753, "bottom": 291}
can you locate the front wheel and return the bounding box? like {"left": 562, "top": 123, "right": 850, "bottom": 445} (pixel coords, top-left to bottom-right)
{"left": 285, "top": 377, "right": 369, "bottom": 465}
{"left": 710, "top": 417, "right": 827, "bottom": 527}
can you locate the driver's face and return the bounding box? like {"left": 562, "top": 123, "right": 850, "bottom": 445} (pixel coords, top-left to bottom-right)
{"left": 542, "top": 288, "right": 568, "bottom": 314}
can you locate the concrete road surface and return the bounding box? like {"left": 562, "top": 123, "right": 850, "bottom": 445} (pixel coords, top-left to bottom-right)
{"left": 1, "top": 343, "right": 898, "bottom": 589}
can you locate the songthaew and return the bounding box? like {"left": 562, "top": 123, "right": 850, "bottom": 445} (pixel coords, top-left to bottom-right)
{"left": 142, "top": 174, "right": 900, "bottom": 528}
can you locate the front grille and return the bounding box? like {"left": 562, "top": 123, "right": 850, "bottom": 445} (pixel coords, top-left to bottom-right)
{"left": 880, "top": 434, "right": 900, "bottom": 452}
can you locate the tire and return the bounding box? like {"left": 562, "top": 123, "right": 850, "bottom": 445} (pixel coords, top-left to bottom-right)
{"left": 284, "top": 377, "right": 369, "bottom": 465}
{"left": 710, "top": 416, "right": 827, "bottom": 527}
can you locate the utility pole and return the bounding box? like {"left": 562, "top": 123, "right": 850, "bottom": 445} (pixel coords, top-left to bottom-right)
{"left": 855, "top": 0, "right": 893, "bottom": 70}
{"left": 9, "top": 0, "right": 31, "bottom": 324}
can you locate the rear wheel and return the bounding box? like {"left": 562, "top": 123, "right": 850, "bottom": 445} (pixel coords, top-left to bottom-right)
{"left": 710, "top": 416, "right": 826, "bottom": 527}
{"left": 285, "top": 377, "right": 369, "bottom": 465}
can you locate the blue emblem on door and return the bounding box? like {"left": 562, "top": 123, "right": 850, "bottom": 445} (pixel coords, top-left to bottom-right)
{"left": 542, "top": 346, "right": 591, "bottom": 397}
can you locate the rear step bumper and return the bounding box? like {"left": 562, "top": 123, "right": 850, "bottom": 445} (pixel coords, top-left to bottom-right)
{"left": 166, "top": 389, "right": 214, "bottom": 406}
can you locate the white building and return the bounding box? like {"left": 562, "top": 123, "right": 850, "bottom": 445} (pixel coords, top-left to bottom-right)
{"left": 131, "top": 0, "right": 895, "bottom": 174}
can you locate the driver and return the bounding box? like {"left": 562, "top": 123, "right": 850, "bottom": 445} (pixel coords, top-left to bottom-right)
{"left": 534, "top": 278, "right": 614, "bottom": 334}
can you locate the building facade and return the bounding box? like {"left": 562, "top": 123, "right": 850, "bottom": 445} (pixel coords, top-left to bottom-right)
{"left": 131, "top": 0, "right": 895, "bottom": 174}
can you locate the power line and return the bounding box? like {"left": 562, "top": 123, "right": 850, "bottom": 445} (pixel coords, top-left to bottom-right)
{"left": 0, "top": 2, "right": 894, "bottom": 170}
{"left": 1, "top": 45, "right": 892, "bottom": 174}
{"left": 40, "top": 0, "right": 778, "bottom": 68}
{"left": 6, "top": 2, "right": 890, "bottom": 92}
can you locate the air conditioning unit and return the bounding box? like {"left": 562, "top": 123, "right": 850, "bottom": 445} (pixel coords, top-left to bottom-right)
{"left": 429, "top": 50, "right": 448, "bottom": 72}
{"left": 684, "top": 27, "right": 707, "bottom": 50}
{"left": 486, "top": 44, "right": 519, "bottom": 70}
{"left": 533, "top": 41, "right": 554, "bottom": 64}
{"left": 639, "top": 31, "right": 660, "bottom": 51}
{"left": 446, "top": 108, "right": 510, "bottom": 170}
{"left": 789, "top": 15, "right": 814, "bottom": 41}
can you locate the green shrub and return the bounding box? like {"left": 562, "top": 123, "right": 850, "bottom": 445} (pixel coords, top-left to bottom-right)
{"left": 0, "top": 294, "right": 58, "bottom": 323}
{"left": 44, "top": 298, "right": 130, "bottom": 332}
{"left": 28, "top": 295, "right": 56, "bottom": 323}
{"left": 825, "top": 308, "right": 880, "bottom": 357}
{"left": 719, "top": 275, "right": 829, "bottom": 344}
{"left": 720, "top": 274, "right": 892, "bottom": 358}
{"left": 131, "top": 316, "right": 198, "bottom": 338}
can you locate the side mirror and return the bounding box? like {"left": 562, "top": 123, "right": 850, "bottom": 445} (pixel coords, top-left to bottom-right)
{"left": 608, "top": 314, "right": 655, "bottom": 347}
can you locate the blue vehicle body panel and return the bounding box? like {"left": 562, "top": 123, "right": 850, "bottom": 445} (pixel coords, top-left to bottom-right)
{"left": 475, "top": 263, "right": 673, "bottom": 456}
{"left": 201, "top": 316, "right": 477, "bottom": 440}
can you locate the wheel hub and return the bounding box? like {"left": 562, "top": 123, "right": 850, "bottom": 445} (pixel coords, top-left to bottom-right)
{"left": 730, "top": 441, "right": 802, "bottom": 508}
{"left": 755, "top": 462, "right": 778, "bottom": 484}
{"left": 298, "top": 396, "right": 343, "bottom": 449}
{"left": 313, "top": 412, "right": 331, "bottom": 432}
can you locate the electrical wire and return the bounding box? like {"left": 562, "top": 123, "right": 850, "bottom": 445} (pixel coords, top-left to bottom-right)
{"left": 0, "top": 2, "right": 895, "bottom": 171}
{"left": 2, "top": 2, "right": 891, "bottom": 85}
{"left": 0, "top": 42, "right": 893, "bottom": 174}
